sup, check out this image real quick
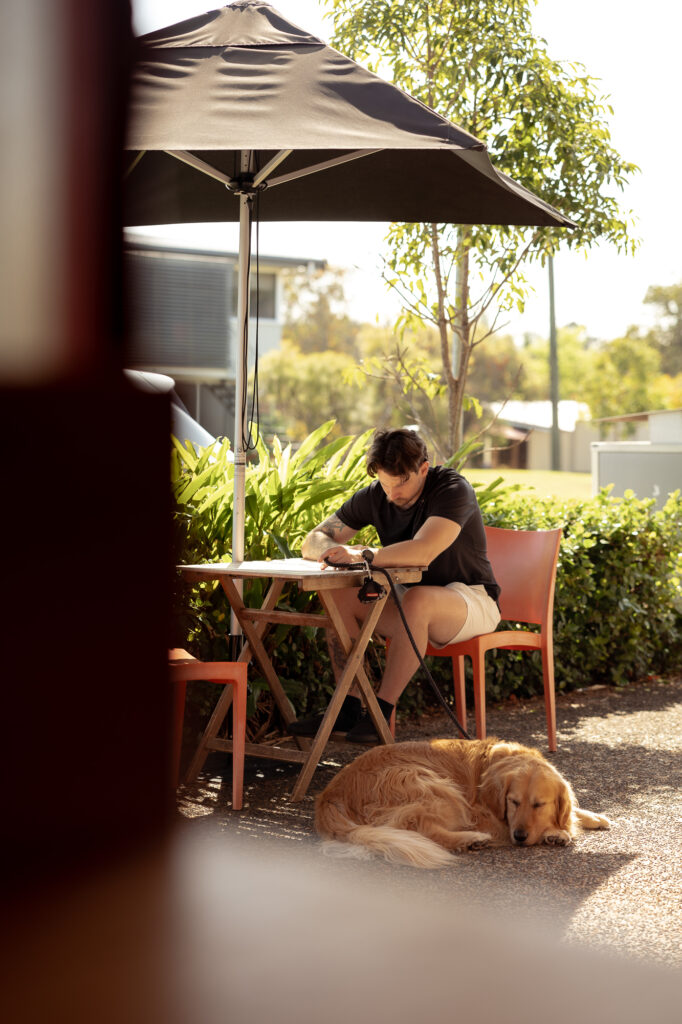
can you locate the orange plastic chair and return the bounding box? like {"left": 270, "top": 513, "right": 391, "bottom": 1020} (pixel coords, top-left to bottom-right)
{"left": 168, "top": 649, "right": 248, "bottom": 810}
{"left": 425, "top": 526, "right": 562, "bottom": 751}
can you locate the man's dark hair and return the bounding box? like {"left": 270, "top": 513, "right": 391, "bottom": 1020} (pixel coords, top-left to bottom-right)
{"left": 366, "top": 428, "right": 429, "bottom": 478}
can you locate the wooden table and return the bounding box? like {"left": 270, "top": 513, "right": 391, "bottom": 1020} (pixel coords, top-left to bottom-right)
{"left": 178, "top": 557, "right": 424, "bottom": 801}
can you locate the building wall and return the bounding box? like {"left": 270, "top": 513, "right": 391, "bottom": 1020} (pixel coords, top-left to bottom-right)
{"left": 479, "top": 407, "right": 680, "bottom": 475}
{"left": 570, "top": 421, "right": 602, "bottom": 472}
{"left": 123, "top": 242, "right": 311, "bottom": 445}
{"left": 520, "top": 425, "right": 600, "bottom": 473}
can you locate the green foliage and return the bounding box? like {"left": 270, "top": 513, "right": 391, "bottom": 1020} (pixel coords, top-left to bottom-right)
{"left": 579, "top": 334, "right": 665, "bottom": 423}
{"left": 326, "top": 0, "right": 639, "bottom": 452}
{"left": 172, "top": 422, "right": 372, "bottom": 566}
{"left": 644, "top": 280, "right": 682, "bottom": 376}
{"left": 513, "top": 325, "right": 594, "bottom": 401}
{"left": 280, "top": 266, "right": 361, "bottom": 357}
{"left": 258, "top": 341, "right": 367, "bottom": 442}
{"left": 346, "top": 341, "right": 452, "bottom": 462}
{"left": 503, "top": 324, "right": 676, "bottom": 423}
{"left": 328, "top": 0, "right": 637, "bottom": 255}
{"left": 479, "top": 488, "right": 682, "bottom": 698}
{"left": 466, "top": 331, "right": 525, "bottom": 403}
{"left": 171, "top": 423, "right": 376, "bottom": 723}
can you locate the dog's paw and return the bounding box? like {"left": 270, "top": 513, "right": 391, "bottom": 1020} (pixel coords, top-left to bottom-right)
{"left": 466, "top": 831, "right": 492, "bottom": 850}
{"left": 575, "top": 807, "right": 613, "bottom": 830}
{"left": 542, "top": 830, "right": 571, "bottom": 847}
{"left": 586, "top": 813, "right": 613, "bottom": 830}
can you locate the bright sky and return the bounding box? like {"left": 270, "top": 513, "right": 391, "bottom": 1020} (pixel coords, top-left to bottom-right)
{"left": 130, "top": 0, "right": 682, "bottom": 344}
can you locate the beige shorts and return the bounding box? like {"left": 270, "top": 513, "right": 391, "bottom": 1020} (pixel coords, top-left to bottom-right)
{"left": 389, "top": 581, "right": 501, "bottom": 646}
{"left": 430, "top": 583, "right": 501, "bottom": 647}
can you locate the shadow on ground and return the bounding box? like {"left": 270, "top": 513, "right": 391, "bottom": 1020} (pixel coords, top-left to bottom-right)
{"left": 177, "top": 676, "right": 682, "bottom": 968}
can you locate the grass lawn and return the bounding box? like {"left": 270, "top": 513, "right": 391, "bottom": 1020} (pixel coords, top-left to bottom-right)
{"left": 464, "top": 467, "right": 593, "bottom": 501}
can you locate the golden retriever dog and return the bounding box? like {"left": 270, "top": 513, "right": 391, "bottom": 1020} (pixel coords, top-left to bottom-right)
{"left": 315, "top": 738, "right": 612, "bottom": 869}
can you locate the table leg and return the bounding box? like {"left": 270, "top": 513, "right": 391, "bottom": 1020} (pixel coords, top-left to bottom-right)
{"left": 220, "top": 576, "right": 296, "bottom": 726}
{"left": 289, "top": 593, "right": 391, "bottom": 802}
{"left": 318, "top": 590, "right": 391, "bottom": 725}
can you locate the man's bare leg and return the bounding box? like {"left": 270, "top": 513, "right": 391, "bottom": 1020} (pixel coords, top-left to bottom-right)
{"left": 325, "top": 584, "right": 468, "bottom": 703}
{"left": 288, "top": 587, "right": 367, "bottom": 736}
{"left": 375, "top": 586, "right": 468, "bottom": 704}
{"left": 293, "top": 584, "right": 469, "bottom": 740}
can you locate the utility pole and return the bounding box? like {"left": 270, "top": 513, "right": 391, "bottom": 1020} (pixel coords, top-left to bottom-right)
{"left": 548, "top": 255, "right": 560, "bottom": 471}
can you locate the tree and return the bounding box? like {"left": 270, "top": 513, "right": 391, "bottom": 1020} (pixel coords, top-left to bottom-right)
{"left": 643, "top": 280, "right": 682, "bottom": 376}
{"left": 258, "top": 339, "right": 380, "bottom": 440}
{"left": 466, "top": 330, "right": 524, "bottom": 402}
{"left": 514, "top": 324, "right": 597, "bottom": 401}
{"left": 280, "top": 266, "right": 361, "bottom": 357}
{"left": 580, "top": 333, "right": 664, "bottom": 425}
{"left": 327, "top": 0, "right": 638, "bottom": 454}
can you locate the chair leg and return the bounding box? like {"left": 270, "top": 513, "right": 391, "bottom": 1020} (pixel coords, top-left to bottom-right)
{"left": 542, "top": 653, "right": 557, "bottom": 752}
{"left": 171, "top": 680, "right": 187, "bottom": 789}
{"left": 184, "top": 682, "right": 235, "bottom": 785}
{"left": 231, "top": 671, "right": 247, "bottom": 810}
{"left": 451, "top": 655, "right": 467, "bottom": 734}
{"left": 471, "top": 653, "right": 487, "bottom": 740}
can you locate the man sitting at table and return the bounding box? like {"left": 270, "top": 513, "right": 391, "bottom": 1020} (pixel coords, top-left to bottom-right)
{"left": 291, "top": 427, "right": 500, "bottom": 743}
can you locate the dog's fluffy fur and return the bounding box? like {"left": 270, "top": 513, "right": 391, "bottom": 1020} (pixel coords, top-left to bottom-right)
{"left": 315, "top": 738, "right": 612, "bottom": 869}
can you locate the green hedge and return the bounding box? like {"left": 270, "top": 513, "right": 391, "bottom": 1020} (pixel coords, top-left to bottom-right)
{"left": 477, "top": 485, "right": 682, "bottom": 699}
{"left": 172, "top": 426, "right": 682, "bottom": 729}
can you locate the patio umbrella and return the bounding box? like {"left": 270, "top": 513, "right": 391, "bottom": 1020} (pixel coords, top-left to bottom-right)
{"left": 124, "top": 0, "right": 574, "bottom": 565}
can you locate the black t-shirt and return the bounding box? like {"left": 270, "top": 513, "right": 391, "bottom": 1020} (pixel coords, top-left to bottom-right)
{"left": 335, "top": 466, "right": 500, "bottom": 601}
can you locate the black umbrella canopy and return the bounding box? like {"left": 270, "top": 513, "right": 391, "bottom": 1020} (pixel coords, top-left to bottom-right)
{"left": 124, "top": 0, "right": 573, "bottom": 228}
{"left": 125, "top": 0, "right": 574, "bottom": 568}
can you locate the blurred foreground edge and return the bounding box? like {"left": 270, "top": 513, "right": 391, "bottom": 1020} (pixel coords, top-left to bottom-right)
{"left": 0, "top": 0, "right": 172, "bottom": 902}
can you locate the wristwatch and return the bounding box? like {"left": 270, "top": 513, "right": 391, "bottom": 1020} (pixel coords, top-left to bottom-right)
{"left": 361, "top": 548, "right": 375, "bottom": 564}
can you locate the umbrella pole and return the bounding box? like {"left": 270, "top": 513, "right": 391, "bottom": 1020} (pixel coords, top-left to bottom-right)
{"left": 230, "top": 155, "right": 253, "bottom": 640}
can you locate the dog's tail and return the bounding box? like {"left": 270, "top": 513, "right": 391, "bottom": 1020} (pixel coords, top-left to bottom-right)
{"left": 316, "top": 801, "right": 453, "bottom": 869}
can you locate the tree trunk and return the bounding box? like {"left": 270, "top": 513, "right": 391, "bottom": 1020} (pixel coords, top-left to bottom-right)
{"left": 452, "top": 226, "right": 472, "bottom": 453}
{"left": 430, "top": 224, "right": 458, "bottom": 456}
{"left": 431, "top": 224, "right": 472, "bottom": 455}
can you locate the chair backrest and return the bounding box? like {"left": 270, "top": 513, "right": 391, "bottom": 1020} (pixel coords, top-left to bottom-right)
{"left": 485, "top": 526, "right": 562, "bottom": 628}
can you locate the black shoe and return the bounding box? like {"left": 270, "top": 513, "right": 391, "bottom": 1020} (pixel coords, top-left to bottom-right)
{"left": 345, "top": 699, "right": 394, "bottom": 744}
{"left": 288, "top": 695, "right": 362, "bottom": 737}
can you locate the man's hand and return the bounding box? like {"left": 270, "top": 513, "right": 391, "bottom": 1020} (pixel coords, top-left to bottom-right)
{"left": 320, "top": 545, "right": 366, "bottom": 567}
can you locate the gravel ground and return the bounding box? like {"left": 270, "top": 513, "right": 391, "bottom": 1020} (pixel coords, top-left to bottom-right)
{"left": 177, "top": 675, "right": 682, "bottom": 970}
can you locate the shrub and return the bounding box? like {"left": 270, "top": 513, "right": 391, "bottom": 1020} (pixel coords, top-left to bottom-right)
{"left": 479, "top": 487, "right": 682, "bottom": 698}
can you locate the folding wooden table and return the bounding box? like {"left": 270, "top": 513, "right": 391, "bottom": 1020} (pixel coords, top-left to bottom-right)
{"left": 178, "top": 557, "right": 423, "bottom": 800}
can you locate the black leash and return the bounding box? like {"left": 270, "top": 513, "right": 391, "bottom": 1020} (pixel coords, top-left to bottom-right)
{"left": 323, "top": 557, "right": 471, "bottom": 740}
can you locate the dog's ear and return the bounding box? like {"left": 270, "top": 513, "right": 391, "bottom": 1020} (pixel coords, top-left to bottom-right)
{"left": 555, "top": 779, "right": 574, "bottom": 830}
{"left": 479, "top": 764, "right": 509, "bottom": 821}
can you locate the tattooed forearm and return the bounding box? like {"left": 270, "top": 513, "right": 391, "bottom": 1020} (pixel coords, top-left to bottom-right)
{"left": 318, "top": 513, "right": 347, "bottom": 540}
{"left": 301, "top": 513, "right": 351, "bottom": 559}
{"left": 301, "top": 531, "right": 337, "bottom": 559}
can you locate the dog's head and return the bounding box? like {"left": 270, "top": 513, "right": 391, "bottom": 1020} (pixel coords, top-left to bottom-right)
{"left": 479, "top": 755, "right": 574, "bottom": 846}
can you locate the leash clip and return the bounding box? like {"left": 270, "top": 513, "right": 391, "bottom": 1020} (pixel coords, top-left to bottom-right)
{"left": 357, "top": 576, "right": 387, "bottom": 603}
{"left": 322, "top": 555, "right": 386, "bottom": 602}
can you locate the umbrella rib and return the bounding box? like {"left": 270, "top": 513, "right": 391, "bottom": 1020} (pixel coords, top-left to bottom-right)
{"left": 124, "top": 151, "right": 146, "bottom": 178}
{"left": 253, "top": 150, "right": 294, "bottom": 187}
{"left": 166, "top": 147, "right": 383, "bottom": 194}
{"left": 166, "top": 150, "right": 237, "bottom": 188}
{"left": 267, "top": 149, "right": 382, "bottom": 188}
